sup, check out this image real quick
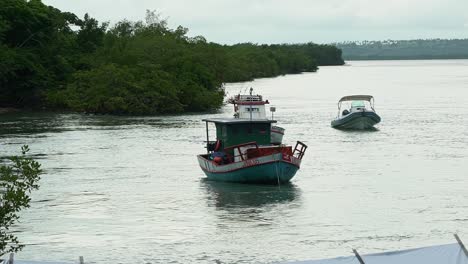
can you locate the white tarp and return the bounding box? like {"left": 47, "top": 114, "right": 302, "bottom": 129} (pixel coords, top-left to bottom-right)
{"left": 0, "top": 260, "right": 70, "bottom": 264}
{"left": 283, "top": 243, "right": 468, "bottom": 264}
{"left": 1, "top": 243, "right": 467, "bottom": 264}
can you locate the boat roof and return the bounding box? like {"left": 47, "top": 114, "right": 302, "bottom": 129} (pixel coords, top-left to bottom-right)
{"left": 339, "top": 95, "right": 374, "bottom": 102}
{"left": 202, "top": 118, "right": 277, "bottom": 124}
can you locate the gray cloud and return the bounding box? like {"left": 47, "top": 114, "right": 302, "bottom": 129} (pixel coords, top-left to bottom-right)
{"left": 43, "top": 0, "right": 468, "bottom": 43}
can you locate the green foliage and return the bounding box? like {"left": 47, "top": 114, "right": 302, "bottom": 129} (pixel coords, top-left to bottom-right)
{"left": 76, "top": 14, "right": 108, "bottom": 53}
{"left": 48, "top": 63, "right": 185, "bottom": 114}
{"left": 336, "top": 39, "right": 468, "bottom": 60}
{"left": 0, "top": 1, "right": 344, "bottom": 115}
{"left": 0, "top": 145, "right": 42, "bottom": 255}
{"left": 221, "top": 43, "right": 343, "bottom": 82}
{"left": 0, "top": 0, "right": 80, "bottom": 106}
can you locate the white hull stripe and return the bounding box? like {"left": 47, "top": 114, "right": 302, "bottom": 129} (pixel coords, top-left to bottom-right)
{"left": 198, "top": 153, "right": 301, "bottom": 173}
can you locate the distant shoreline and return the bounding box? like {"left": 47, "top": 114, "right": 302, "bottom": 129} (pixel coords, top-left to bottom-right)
{"left": 344, "top": 56, "right": 468, "bottom": 61}
{"left": 336, "top": 39, "right": 468, "bottom": 62}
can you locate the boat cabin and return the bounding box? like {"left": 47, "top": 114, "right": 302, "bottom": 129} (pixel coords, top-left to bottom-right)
{"left": 232, "top": 94, "right": 269, "bottom": 119}
{"left": 343, "top": 101, "right": 367, "bottom": 115}
{"left": 201, "top": 118, "right": 299, "bottom": 165}
{"left": 203, "top": 118, "right": 276, "bottom": 152}
{"left": 337, "top": 95, "right": 375, "bottom": 117}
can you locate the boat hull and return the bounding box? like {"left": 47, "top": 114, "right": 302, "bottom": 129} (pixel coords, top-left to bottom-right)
{"left": 197, "top": 153, "right": 301, "bottom": 184}
{"left": 271, "top": 126, "right": 285, "bottom": 144}
{"left": 331, "top": 111, "right": 381, "bottom": 130}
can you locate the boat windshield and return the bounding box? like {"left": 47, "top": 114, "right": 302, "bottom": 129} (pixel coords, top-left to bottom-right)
{"left": 351, "top": 101, "right": 366, "bottom": 108}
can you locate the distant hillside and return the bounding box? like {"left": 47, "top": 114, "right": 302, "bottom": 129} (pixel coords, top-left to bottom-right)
{"left": 335, "top": 39, "right": 468, "bottom": 60}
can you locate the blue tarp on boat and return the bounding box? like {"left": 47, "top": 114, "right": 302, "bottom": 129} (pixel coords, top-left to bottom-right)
{"left": 282, "top": 243, "right": 468, "bottom": 264}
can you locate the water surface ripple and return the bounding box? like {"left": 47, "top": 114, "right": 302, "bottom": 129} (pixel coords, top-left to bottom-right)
{"left": 1, "top": 60, "right": 468, "bottom": 263}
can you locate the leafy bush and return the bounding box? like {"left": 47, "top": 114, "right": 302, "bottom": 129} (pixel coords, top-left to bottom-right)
{"left": 0, "top": 146, "right": 42, "bottom": 255}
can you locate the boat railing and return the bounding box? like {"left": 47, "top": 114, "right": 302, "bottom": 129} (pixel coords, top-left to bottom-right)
{"left": 223, "top": 141, "right": 259, "bottom": 162}
{"left": 238, "top": 95, "right": 263, "bottom": 102}
{"left": 293, "top": 141, "right": 308, "bottom": 160}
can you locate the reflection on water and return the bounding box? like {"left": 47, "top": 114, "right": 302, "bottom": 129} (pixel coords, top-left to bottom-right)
{"left": 336, "top": 127, "right": 380, "bottom": 133}
{"left": 202, "top": 180, "right": 301, "bottom": 209}
{"left": 0, "top": 112, "right": 67, "bottom": 136}
{"left": 0, "top": 112, "right": 204, "bottom": 137}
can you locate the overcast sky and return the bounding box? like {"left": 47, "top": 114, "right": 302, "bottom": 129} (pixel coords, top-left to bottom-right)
{"left": 43, "top": 0, "right": 468, "bottom": 44}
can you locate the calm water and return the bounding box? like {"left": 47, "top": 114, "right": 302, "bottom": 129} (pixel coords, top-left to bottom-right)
{"left": 1, "top": 60, "right": 468, "bottom": 264}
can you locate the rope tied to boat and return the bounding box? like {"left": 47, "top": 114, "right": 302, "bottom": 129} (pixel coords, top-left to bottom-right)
{"left": 275, "top": 153, "right": 281, "bottom": 189}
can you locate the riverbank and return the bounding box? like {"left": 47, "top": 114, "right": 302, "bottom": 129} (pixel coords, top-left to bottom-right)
{"left": 1, "top": 1, "right": 344, "bottom": 116}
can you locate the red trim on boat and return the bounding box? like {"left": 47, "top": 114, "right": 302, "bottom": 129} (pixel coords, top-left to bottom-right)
{"left": 197, "top": 155, "right": 300, "bottom": 174}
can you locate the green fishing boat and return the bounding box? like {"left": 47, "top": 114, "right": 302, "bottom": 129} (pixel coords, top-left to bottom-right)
{"left": 197, "top": 89, "right": 307, "bottom": 184}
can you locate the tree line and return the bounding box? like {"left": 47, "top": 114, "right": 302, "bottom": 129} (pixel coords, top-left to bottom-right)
{"left": 335, "top": 39, "right": 468, "bottom": 60}
{"left": 0, "top": 0, "right": 344, "bottom": 115}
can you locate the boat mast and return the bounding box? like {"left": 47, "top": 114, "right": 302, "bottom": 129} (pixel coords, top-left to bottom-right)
{"left": 205, "top": 121, "right": 209, "bottom": 154}
{"left": 249, "top": 87, "right": 253, "bottom": 121}
{"left": 337, "top": 101, "right": 342, "bottom": 117}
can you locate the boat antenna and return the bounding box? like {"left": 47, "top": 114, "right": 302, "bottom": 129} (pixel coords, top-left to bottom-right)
{"left": 249, "top": 87, "right": 253, "bottom": 121}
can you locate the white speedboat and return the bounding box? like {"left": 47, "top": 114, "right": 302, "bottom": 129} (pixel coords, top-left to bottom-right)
{"left": 331, "top": 95, "right": 381, "bottom": 130}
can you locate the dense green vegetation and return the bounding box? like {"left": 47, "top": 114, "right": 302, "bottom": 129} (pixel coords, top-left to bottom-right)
{"left": 0, "top": 0, "right": 344, "bottom": 115}
{"left": 336, "top": 39, "right": 468, "bottom": 60}
{"left": 1, "top": 146, "right": 42, "bottom": 255}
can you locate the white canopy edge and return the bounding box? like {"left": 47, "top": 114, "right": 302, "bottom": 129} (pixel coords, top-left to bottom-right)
{"left": 339, "top": 95, "right": 374, "bottom": 102}
{"left": 281, "top": 243, "right": 468, "bottom": 264}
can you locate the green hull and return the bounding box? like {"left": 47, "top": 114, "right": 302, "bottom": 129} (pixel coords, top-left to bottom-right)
{"left": 202, "top": 161, "right": 299, "bottom": 184}
{"left": 331, "top": 111, "right": 381, "bottom": 130}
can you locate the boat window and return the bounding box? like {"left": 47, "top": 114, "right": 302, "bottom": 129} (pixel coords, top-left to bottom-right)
{"left": 246, "top": 108, "right": 260, "bottom": 112}
{"left": 351, "top": 101, "right": 365, "bottom": 108}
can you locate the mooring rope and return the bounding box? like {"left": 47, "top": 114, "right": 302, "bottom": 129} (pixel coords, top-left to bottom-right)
{"left": 275, "top": 154, "right": 281, "bottom": 189}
